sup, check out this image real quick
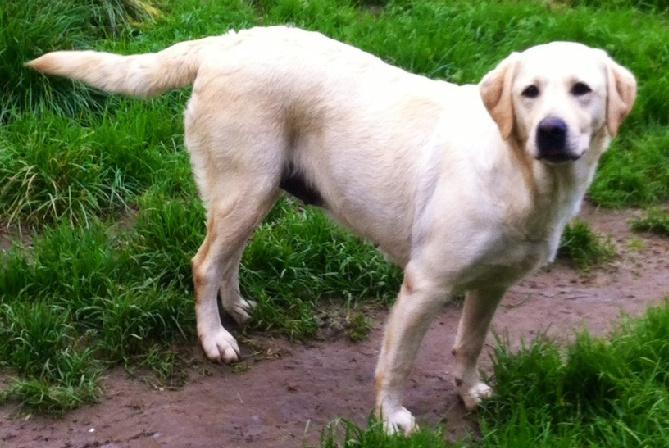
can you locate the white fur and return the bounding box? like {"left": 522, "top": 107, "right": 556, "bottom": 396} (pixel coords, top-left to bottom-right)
{"left": 28, "top": 26, "right": 636, "bottom": 434}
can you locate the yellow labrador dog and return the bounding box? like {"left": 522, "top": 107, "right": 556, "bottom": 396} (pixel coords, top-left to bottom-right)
{"left": 29, "top": 26, "right": 636, "bottom": 434}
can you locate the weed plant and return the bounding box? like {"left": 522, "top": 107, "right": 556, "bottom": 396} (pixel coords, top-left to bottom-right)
{"left": 559, "top": 220, "right": 617, "bottom": 269}
{"left": 631, "top": 208, "right": 669, "bottom": 237}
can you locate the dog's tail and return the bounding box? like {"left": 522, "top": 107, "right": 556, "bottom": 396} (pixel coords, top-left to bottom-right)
{"left": 26, "top": 37, "right": 217, "bottom": 98}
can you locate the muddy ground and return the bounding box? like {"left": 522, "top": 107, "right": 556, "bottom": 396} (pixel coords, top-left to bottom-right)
{"left": 1, "top": 205, "right": 668, "bottom": 448}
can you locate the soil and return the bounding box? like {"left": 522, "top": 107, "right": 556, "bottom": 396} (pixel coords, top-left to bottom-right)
{"left": 1, "top": 204, "right": 668, "bottom": 448}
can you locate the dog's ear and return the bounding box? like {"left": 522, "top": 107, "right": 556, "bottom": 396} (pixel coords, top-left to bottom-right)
{"left": 604, "top": 55, "right": 637, "bottom": 137}
{"left": 480, "top": 53, "right": 519, "bottom": 140}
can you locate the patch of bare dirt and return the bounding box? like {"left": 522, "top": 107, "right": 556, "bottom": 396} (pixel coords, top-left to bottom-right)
{"left": 1, "top": 204, "right": 668, "bottom": 448}
{"left": 0, "top": 224, "right": 32, "bottom": 252}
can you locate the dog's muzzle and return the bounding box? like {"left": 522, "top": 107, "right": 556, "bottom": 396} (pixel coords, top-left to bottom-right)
{"left": 536, "top": 117, "right": 579, "bottom": 163}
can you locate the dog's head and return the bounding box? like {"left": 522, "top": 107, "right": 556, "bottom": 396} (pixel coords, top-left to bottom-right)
{"left": 480, "top": 42, "right": 636, "bottom": 165}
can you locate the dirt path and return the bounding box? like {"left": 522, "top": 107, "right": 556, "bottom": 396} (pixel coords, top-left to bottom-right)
{"left": 2, "top": 205, "right": 668, "bottom": 448}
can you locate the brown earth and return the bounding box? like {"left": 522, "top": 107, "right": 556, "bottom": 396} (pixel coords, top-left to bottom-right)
{"left": 1, "top": 204, "right": 668, "bottom": 448}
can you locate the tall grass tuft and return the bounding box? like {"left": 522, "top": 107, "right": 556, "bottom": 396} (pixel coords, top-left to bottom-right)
{"left": 631, "top": 208, "right": 669, "bottom": 237}
{"left": 480, "top": 300, "right": 669, "bottom": 447}
{"left": 559, "top": 220, "right": 617, "bottom": 269}
{"left": 0, "top": 102, "right": 181, "bottom": 226}
{"left": 0, "top": 302, "right": 102, "bottom": 413}
{"left": 0, "top": 0, "right": 159, "bottom": 121}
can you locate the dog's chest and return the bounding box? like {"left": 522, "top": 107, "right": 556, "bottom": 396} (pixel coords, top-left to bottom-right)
{"left": 459, "top": 229, "right": 559, "bottom": 291}
{"left": 465, "top": 185, "right": 579, "bottom": 288}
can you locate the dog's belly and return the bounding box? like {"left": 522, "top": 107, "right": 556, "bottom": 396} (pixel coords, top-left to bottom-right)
{"left": 279, "top": 166, "right": 324, "bottom": 207}
{"left": 277, "top": 97, "right": 454, "bottom": 267}
{"left": 281, "top": 166, "right": 415, "bottom": 265}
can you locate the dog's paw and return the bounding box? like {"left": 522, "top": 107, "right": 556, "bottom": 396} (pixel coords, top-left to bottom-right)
{"left": 382, "top": 407, "right": 417, "bottom": 435}
{"left": 224, "top": 297, "right": 257, "bottom": 325}
{"left": 200, "top": 328, "right": 240, "bottom": 363}
{"left": 459, "top": 382, "right": 493, "bottom": 411}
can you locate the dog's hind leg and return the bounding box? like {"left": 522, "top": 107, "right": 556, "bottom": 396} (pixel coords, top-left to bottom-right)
{"left": 192, "top": 176, "right": 279, "bottom": 363}
{"left": 185, "top": 85, "right": 286, "bottom": 363}
{"left": 219, "top": 245, "right": 255, "bottom": 325}
{"left": 451, "top": 287, "right": 505, "bottom": 410}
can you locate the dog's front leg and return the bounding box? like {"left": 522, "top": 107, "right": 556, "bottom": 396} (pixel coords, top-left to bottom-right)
{"left": 452, "top": 287, "right": 505, "bottom": 410}
{"left": 374, "top": 266, "right": 449, "bottom": 435}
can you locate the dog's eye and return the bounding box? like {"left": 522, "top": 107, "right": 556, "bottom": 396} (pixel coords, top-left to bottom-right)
{"left": 571, "top": 82, "right": 592, "bottom": 96}
{"left": 521, "top": 85, "right": 540, "bottom": 98}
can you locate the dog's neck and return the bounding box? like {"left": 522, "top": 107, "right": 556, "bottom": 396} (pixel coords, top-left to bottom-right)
{"left": 531, "top": 160, "right": 592, "bottom": 258}
{"left": 507, "top": 129, "right": 609, "bottom": 261}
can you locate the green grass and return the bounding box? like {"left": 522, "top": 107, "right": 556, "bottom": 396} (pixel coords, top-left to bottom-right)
{"left": 319, "top": 418, "right": 452, "bottom": 448}
{"left": 0, "top": 103, "right": 181, "bottom": 226}
{"left": 478, "top": 300, "right": 669, "bottom": 447}
{"left": 346, "top": 312, "right": 372, "bottom": 343}
{"left": 1, "top": 0, "right": 668, "bottom": 431}
{"left": 0, "top": 0, "right": 160, "bottom": 121}
{"left": 631, "top": 208, "right": 669, "bottom": 237}
{"left": 0, "top": 302, "right": 102, "bottom": 413}
{"left": 242, "top": 200, "right": 401, "bottom": 338}
{"left": 588, "top": 126, "right": 669, "bottom": 207}
{"left": 0, "top": 196, "right": 399, "bottom": 411}
{"left": 559, "top": 220, "right": 617, "bottom": 269}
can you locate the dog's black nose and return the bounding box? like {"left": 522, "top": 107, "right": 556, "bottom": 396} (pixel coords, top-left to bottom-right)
{"left": 536, "top": 117, "right": 571, "bottom": 162}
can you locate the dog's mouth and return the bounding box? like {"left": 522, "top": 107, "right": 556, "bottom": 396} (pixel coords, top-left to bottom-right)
{"left": 535, "top": 150, "right": 581, "bottom": 164}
